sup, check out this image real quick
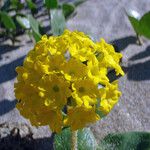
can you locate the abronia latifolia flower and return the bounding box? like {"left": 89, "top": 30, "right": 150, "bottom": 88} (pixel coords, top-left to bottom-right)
{"left": 14, "top": 30, "right": 124, "bottom": 133}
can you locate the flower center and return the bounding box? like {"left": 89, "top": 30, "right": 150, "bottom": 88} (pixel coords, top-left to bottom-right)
{"left": 53, "top": 67, "right": 59, "bottom": 71}
{"left": 53, "top": 85, "right": 60, "bottom": 92}
{"left": 69, "top": 70, "right": 75, "bottom": 76}
{"left": 79, "top": 87, "right": 85, "bottom": 93}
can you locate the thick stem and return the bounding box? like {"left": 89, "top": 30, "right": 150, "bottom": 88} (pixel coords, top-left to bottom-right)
{"left": 71, "top": 130, "right": 78, "bottom": 150}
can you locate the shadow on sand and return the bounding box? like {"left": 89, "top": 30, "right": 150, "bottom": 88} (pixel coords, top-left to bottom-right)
{"left": 0, "top": 128, "right": 55, "bottom": 150}
{"left": 0, "top": 100, "right": 17, "bottom": 116}
{"left": 0, "top": 56, "right": 25, "bottom": 84}
{"left": 111, "top": 36, "right": 137, "bottom": 52}
{"left": 0, "top": 44, "right": 21, "bottom": 60}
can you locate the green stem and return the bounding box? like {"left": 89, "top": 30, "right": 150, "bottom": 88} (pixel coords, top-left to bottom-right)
{"left": 71, "top": 130, "right": 78, "bottom": 150}
{"left": 137, "top": 34, "right": 142, "bottom": 45}
{"left": 48, "top": 9, "right": 51, "bottom": 30}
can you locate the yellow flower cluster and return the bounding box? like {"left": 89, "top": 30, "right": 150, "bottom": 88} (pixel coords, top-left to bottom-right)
{"left": 14, "top": 30, "right": 124, "bottom": 133}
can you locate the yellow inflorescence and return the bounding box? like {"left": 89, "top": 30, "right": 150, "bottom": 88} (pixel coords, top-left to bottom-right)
{"left": 14, "top": 30, "right": 124, "bottom": 133}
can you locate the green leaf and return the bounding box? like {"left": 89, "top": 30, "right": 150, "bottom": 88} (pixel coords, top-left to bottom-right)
{"left": 98, "top": 132, "right": 150, "bottom": 150}
{"left": 126, "top": 10, "right": 141, "bottom": 34}
{"left": 16, "top": 16, "right": 30, "bottom": 29}
{"left": 26, "top": 0, "right": 37, "bottom": 10}
{"left": 95, "top": 98, "right": 106, "bottom": 118}
{"left": 44, "top": 0, "right": 58, "bottom": 9}
{"left": 139, "top": 11, "right": 150, "bottom": 39}
{"left": 78, "top": 128, "right": 97, "bottom": 150}
{"left": 96, "top": 109, "right": 106, "bottom": 118}
{"left": 11, "top": 0, "right": 24, "bottom": 10}
{"left": 51, "top": 9, "right": 66, "bottom": 35}
{"left": 54, "top": 128, "right": 97, "bottom": 150}
{"left": 127, "top": 15, "right": 140, "bottom": 34}
{"left": 28, "top": 15, "right": 39, "bottom": 32}
{"left": 54, "top": 128, "right": 71, "bottom": 149}
{"left": 28, "top": 15, "right": 41, "bottom": 42}
{"left": 62, "top": 3, "right": 75, "bottom": 19}
{"left": 32, "top": 30, "right": 41, "bottom": 42}
{"left": 0, "top": 11, "right": 16, "bottom": 30}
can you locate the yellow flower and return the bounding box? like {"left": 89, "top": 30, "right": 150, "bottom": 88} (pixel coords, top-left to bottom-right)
{"left": 98, "top": 80, "right": 121, "bottom": 115}
{"left": 62, "top": 30, "right": 96, "bottom": 62}
{"left": 39, "top": 74, "right": 71, "bottom": 109}
{"left": 87, "top": 55, "right": 109, "bottom": 85}
{"left": 72, "top": 79, "right": 99, "bottom": 98}
{"left": 14, "top": 30, "right": 124, "bottom": 132}
{"left": 54, "top": 35, "right": 69, "bottom": 54}
{"left": 36, "top": 109, "right": 63, "bottom": 133}
{"left": 14, "top": 81, "right": 40, "bottom": 102}
{"left": 34, "top": 60, "right": 49, "bottom": 75}
{"left": 64, "top": 106, "right": 100, "bottom": 130}
{"left": 35, "top": 35, "right": 60, "bottom": 55}
{"left": 71, "top": 93, "right": 97, "bottom": 108}
{"left": 15, "top": 66, "right": 29, "bottom": 81}
{"left": 17, "top": 101, "right": 63, "bottom": 133}
{"left": 100, "top": 54, "right": 124, "bottom": 76}
{"left": 68, "top": 44, "right": 93, "bottom": 62}
{"left": 97, "top": 39, "right": 124, "bottom": 76}
{"left": 72, "top": 79, "right": 99, "bottom": 107}
{"left": 48, "top": 55, "right": 66, "bottom": 73}
{"left": 61, "top": 58, "right": 87, "bottom": 81}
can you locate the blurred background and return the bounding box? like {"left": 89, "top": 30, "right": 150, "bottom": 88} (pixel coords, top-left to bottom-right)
{"left": 0, "top": 0, "right": 150, "bottom": 149}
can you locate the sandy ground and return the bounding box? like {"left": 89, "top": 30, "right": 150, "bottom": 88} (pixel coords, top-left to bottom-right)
{"left": 0, "top": 0, "right": 150, "bottom": 149}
